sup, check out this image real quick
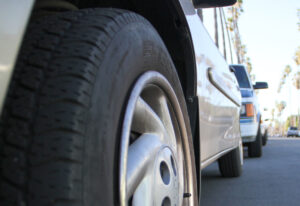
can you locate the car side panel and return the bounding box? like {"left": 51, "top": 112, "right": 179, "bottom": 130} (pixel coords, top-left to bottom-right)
{"left": 178, "top": 1, "right": 241, "bottom": 163}
{"left": 0, "top": 0, "right": 34, "bottom": 115}
{"left": 1, "top": 0, "right": 241, "bottom": 167}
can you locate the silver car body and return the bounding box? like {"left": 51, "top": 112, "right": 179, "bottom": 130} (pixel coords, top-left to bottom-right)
{"left": 287, "top": 127, "right": 300, "bottom": 137}
{"left": 0, "top": 0, "right": 241, "bottom": 170}
{"left": 0, "top": 0, "right": 34, "bottom": 113}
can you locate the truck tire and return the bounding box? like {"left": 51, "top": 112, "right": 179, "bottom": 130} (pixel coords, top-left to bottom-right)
{"left": 0, "top": 9, "right": 198, "bottom": 206}
{"left": 248, "top": 125, "right": 263, "bottom": 157}
{"left": 218, "top": 138, "right": 243, "bottom": 177}
{"left": 262, "top": 130, "right": 268, "bottom": 146}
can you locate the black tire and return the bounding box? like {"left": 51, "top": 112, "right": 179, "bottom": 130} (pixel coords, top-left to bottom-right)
{"left": 248, "top": 125, "right": 263, "bottom": 157}
{"left": 218, "top": 141, "right": 243, "bottom": 177}
{"left": 262, "top": 130, "right": 268, "bottom": 146}
{"left": 0, "top": 9, "right": 197, "bottom": 206}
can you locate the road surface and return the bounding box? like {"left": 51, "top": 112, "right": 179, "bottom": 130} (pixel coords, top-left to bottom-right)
{"left": 201, "top": 138, "right": 300, "bottom": 206}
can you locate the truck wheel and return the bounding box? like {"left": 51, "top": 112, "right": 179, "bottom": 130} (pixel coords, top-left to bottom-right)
{"left": 218, "top": 138, "right": 243, "bottom": 177}
{"left": 0, "top": 8, "right": 198, "bottom": 206}
{"left": 248, "top": 125, "right": 263, "bottom": 157}
{"left": 262, "top": 131, "right": 268, "bottom": 146}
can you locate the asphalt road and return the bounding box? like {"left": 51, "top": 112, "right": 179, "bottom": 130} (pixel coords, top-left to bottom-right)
{"left": 201, "top": 138, "right": 300, "bottom": 206}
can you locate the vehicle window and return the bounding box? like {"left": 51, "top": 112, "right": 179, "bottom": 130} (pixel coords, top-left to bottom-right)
{"left": 202, "top": 8, "right": 216, "bottom": 44}
{"left": 290, "top": 127, "right": 298, "bottom": 130}
{"left": 202, "top": 8, "right": 225, "bottom": 57}
{"left": 220, "top": 8, "right": 236, "bottom": 64}
{"left": 202, "top": 8, "right": 237, "bottom": 64}
{"left": 217, "top": 9, "right": 224, "bottom": 55}
{"left": 232, "top": 66, "right": 251, "bottom": 88}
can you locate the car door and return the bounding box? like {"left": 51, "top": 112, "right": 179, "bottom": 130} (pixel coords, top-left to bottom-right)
{"left": 179, "top": 4, "right": 241, "bottom": 167}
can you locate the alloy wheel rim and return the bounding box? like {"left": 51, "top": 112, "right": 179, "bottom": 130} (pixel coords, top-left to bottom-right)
{"left": 119, "top": 71, "right": 196, "bottom": 206}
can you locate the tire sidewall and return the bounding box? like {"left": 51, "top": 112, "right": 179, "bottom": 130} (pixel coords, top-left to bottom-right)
{"left": 249, "top": 124, "right": 262, "bottom": 157}
{"left": 82, "top": 16, "right": 191, "bottom": 205}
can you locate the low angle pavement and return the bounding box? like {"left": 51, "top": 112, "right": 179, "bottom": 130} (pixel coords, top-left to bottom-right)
{"left": 201, "top": 138, "right": 300, "bottom": 206}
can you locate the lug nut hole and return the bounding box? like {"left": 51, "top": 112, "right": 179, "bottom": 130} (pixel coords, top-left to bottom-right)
{"left": 160, "top": 161, "right": 170, "bottom": 185}
{"left": 161, "top": 197, "right": 171, "bottom": 206}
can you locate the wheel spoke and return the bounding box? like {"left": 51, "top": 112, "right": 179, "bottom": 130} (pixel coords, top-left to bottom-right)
{"left": 140, "top": 87, "right": 177, "bottom": 150}
{"left": 120, "top": 72, "right": 197, "bottom": 206}
{"left": 159, "top": 95, "right": 177, "bottom": 150}
{"left": 131, "top": 178, "right": 152, "bottom": 206}
{"left": 126, "top": 133, "right": 162, "bottom": 197}
{"left": 131, "top": 97, "right": 167, "bottom": 137}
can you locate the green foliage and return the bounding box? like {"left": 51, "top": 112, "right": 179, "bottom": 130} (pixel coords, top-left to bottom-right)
{"left": 271, "top": 108, "right": 275, "bottom": 121}
{"left": 295, "top": 46, "right": 300, "bottom": 66}
{"left": 246, "top": 57, "right": 253, "bottom": 76}
{"left": 293, "top": 71, "right": 300, "bottom": 89}
{"left": 294, "top": 10, "right": 300, "bottom": 90}
{"left": 278, "top": 9, "right": 300, "bottom": 93}
{"left": 285, "top": 115, "right": 299, "bottom": 131}
{"left": 226, "top": 1, "right": 252, "bottom": 68}
{"left": 275, "top": 101, "right": 286, "bottom": 117}
{"left": 285, "top": 116, "right": 291, "bottom": 131}
{"left": 278, "top": 65, "right": 292, "bottom": 93}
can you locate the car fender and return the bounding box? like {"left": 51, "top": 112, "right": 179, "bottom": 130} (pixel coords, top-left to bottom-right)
{"left": 0, "top": 0, "right": 35, "bottom": 114}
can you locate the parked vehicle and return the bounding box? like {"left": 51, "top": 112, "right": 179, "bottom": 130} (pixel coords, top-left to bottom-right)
{"left": 287, "top": 127, "right": 300, "bottom": 137}
{"left": 230, "top": 64, "right": 268, "bottom": 157}
{"left": 0, "top": 0, "right": 242, "bottom": 205}
{"left": 261, "top": 119, "right": 269, "bottom": 146}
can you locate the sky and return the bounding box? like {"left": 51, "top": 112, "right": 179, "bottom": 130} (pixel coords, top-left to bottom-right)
{"left": 237, "top": 0, "right": 300, "bottom": 120}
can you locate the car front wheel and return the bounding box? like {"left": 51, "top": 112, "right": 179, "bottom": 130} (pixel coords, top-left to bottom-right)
{"left": 0, "top": 8, "right": 198, "bottom": 206}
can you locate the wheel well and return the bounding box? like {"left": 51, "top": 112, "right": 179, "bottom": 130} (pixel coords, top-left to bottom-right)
{"left": 31, "top": 0, "right": 199, "bottom": 155}
{"left": 78, "top": 0, "right": 200, "bottom": 170}
{"left": 27, "top": 0, "right": 200, "bottom": 194}
{"left": 31, "top": 0, "right": 200, "bottom": 178}
{"left": 33, "top": 0, "right": 197, "bottom": 99}
{"left": 31, "top": 0, "right": 199, "bottom": 135}
{"left": 85, "top": 0, "right": 196, "bottom": 94}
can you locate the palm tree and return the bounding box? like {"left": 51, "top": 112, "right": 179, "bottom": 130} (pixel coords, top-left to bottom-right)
{"left": 276, "top": 101, "right": 286, "bottom": 117}
{"left": 293, "top": 9, "right": 300, "bottom": 128}
{"left": 278, "top": 65, "right": 292, "bottom": 93}
{"left": 275, "top": 101, "right": 286, "bottom": 135}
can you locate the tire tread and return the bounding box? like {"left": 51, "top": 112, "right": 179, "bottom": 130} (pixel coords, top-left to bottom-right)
{"left": 218, "top": 147, "right": 242, "bottom": 177}
{"left": 0, "top": 8, "right": 148, "bottom": 206}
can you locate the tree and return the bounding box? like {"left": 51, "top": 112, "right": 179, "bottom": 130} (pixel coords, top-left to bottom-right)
{"left": 293, "top": 72, "right": 300, "bottom": 89}
{"left": 226, "top": 1, "right": 254, "bottom": 76}
{"left": 294, "top": 9, "right": 300, "bottom": 129}
{"left": 227, "top": 0, "right": 244, "bottom": 64}
{"left": 278, "top": 10, "right": 300, "bottom": 129}
{"left": 278, "top": 65, "right": 292, "bottom": 93}
{"left": 285, "top": 116, "right": 291, "bottom": 131}
{"left": 295, "top": 46, "right": 300, "bottom": 66}
{"left": 271, "top": 108, "right": 275, "bottom": 122}
{"left": 275, "top": 101, "right": 286, "bottom": 117}
{"left": 275, "top": 101, "right": 287, "bottom": 135}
